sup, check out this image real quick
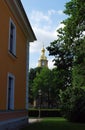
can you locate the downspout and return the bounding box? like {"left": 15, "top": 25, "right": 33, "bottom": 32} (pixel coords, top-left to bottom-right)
{"left": 26, "top": 41, "right": 29, "bottom": 110}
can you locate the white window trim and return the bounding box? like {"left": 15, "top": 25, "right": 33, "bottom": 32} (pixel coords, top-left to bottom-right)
{"left": 8, "top": 18, "right": 16, "bottom": 56}
{"left": 6, "top": 73, "right": 15, "bottom": 110}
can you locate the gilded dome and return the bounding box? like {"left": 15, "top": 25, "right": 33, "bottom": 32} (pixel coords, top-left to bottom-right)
{"left": 40, "top": 46, "right": 47, "bottom": 60}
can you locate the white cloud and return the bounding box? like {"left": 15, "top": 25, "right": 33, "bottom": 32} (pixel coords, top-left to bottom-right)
{"left": 48, "top": 58, "right": 55, "bottom": 69}
{"left": 57, "top": 10, "right": 63, "bottom": 15}
{"left": 48, "top": 9, "right": 56, "bottom": 15}
{"left": 30, "top": 10, "right": 51, "bottom": 25}
{"left": 30, "top": 9, "right": 64, "bottom": 28}
{"left": 48, "top": 9, "right": 63, "bottom": 15}
{"left": 29, "top": 26, "right": 56, "bottom": 69}
{"left": 56, "top": 23, "right": 65, "bottom": 30}
{"left": 29, "top": 9, "right": 65, "bottom": 69}
{"left": 30, "top": 22, "right": 65, "bottom": 53}
{"left": 30, "top": 27, "right": 57, "bottom": 53}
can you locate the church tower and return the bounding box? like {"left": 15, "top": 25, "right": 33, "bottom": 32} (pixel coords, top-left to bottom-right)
{"left": 38, "top": 46, "right": 48, "bottom": 67}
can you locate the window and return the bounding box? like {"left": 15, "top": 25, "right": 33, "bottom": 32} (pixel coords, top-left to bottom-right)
{"left": 42, "top": 60, "right": 45, "bottom": 66}
{"left": 9, "top": 19, "right": 16, "bottom": 56}
{"left": 7, "top": 73, "right": 15, "bottom": 110}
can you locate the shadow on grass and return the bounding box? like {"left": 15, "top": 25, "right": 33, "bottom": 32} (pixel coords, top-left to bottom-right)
{"left": 21, "top": 117, "right": 85, "bottom": 130}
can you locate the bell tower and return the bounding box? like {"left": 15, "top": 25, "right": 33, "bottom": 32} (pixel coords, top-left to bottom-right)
{"left": 38, "top": 46, "right": 48, "bottom": 67}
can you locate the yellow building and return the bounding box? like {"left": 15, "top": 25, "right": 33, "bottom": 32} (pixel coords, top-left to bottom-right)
{"left": 0, "top": 0, "right": 36, "bottom": 129}
{"left": 38, "top": 46, "right": 48, "bottom": 67}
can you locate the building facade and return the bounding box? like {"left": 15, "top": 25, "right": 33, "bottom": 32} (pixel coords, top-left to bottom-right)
{"left": 0, "top": 0, "right": 36, "bottom": 129}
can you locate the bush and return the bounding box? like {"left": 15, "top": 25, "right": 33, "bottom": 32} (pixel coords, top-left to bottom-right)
{"left": 28, "top": 109, "right": 61, "bottom": 117}
{"left": 28, "top": 109, "right": 39, "bottom": 117}
{"left": 59, "top": 87, "right": 85, "bottom": 123}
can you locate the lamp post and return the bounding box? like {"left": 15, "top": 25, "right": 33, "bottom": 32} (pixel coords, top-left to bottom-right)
{"left": 38, "top": 89, "right": 42, "bottom": 118}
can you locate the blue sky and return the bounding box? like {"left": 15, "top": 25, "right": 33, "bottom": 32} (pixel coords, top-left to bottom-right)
{"left": 21, "top": 0, "right": 70, "bottom": 69}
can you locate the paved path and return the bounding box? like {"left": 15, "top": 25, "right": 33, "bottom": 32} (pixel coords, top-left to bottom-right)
{"left": 29, "top": 118, "right": 42, "bottom": 123}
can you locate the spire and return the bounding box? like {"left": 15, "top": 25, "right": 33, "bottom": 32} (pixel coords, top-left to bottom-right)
{"left": 40, "top": 45, "right": 47, "bottom": 60}
{"left": 38, "top": 45, "right": 48, "bottom": 67}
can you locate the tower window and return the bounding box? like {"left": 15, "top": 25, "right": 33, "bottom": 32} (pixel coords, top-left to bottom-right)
{"left": 42, "top": 60, "right": 45, "bottom": 66}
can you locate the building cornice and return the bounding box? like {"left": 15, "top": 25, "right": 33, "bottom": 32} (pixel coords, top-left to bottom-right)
{"left": 5, "top": 0, "right": 36, "bottom": 42}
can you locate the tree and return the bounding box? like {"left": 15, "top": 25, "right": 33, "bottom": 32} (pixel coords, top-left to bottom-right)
{"left": 29, "top": 67, "right": 66, "bottom": 108}
{"left": 47, "top": 32, "right": 73, "bottom": 89}
{"left": 63, "top": 0, "right": 85, "bottom": 87}
{"left": 47, "top": 0, "right": 85, "bottom": 122}
{"left": 59, "top": 87, "right": 85, "bottom": 122}
{"left": 32, "top": 67, "right": 52, "bottom": 108}
{"left": 29, "top": 67, "right": 42, "bottom": 106}
{"left": 47, "top": 0, "right": 85, "bottom": 88}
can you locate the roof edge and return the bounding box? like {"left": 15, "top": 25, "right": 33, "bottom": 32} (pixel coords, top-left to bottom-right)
{"left": 6, "top": 0, "right": 36, "bottom": 42}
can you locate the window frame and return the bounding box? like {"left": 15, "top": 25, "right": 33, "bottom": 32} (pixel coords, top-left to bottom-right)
{"left": 8, "top": 18, "right": 16, "bottom": 56}
{"left": 7, "top": 73, "right": 15, "bottom": 110}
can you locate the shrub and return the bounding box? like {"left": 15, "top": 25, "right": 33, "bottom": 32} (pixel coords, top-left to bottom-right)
{"left": 59, "top": 87, "right": 85, "bottom": 122}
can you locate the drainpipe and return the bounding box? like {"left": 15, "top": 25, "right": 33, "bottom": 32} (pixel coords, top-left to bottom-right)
{"left": 26, "top": 41, "right": 29, "bottom": 110}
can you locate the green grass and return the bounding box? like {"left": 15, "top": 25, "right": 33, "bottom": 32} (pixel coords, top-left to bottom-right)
{"left": 21, "top": 117, "right": 85, "bottom": 130}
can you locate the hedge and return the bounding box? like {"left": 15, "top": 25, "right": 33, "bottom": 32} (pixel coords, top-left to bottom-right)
{"left": 28, "top": 109, "right": 61, "bottom": 117}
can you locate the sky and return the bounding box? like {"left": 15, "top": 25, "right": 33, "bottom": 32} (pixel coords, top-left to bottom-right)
{"left": 21, "top": 0, "right": 70, "bottom": 69}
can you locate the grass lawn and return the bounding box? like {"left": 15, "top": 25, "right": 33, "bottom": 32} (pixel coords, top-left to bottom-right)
{"left": 21, "top": 117, "right": 85, "bottom": 130}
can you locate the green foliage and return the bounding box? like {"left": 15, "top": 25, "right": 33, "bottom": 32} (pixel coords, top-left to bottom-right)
{"left": 31, "top": 67, "right": 65, "bottom": 108}
{"left": 32, "top": 67, "right": 51, "bottom": 98}
{"left": 63, "top": 0, "right": 85, "bottom": 88}
{"left": 47, "top": 0, "right": 85, "bottom": 122}
{"left": 47, "top": 0, "right": 85, "bottom": 90}
{"left": 32, "top": 67, "right": 55, "bottom": 108}
{"left": 72, "top": 65, "right": 85, "bottom": 87}
{"left": 58, "top": 0, "right": 85, "bottom": 123}
{"left": 29, "top": 67, "right": 42, "bottom": 103}
{"left": 59, "top": 87, "right": 85, "bottom": 122}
